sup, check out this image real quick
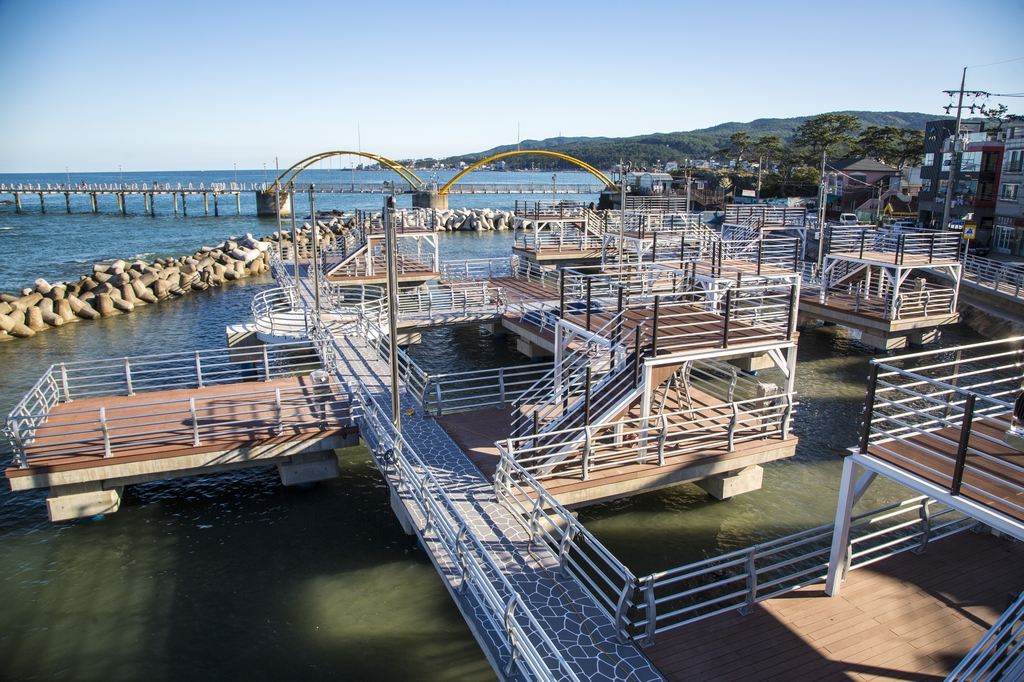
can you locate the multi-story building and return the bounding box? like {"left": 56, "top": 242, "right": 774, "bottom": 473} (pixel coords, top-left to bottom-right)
{"left": 993, "top": 124, "right": 1024, "bottom": 254}
{"left": 917, "top": 119, "right": 1005, "bottom": 243}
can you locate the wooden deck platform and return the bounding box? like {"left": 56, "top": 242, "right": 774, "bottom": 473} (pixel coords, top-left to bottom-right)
{"left": 437, "top": 387, "right": 797, "bottom": 507}
{"left": 829, "top": 249, "right": 961, "bottom": 267}
{"left": 868, "top": 414, "right": 1024, "bottom": 525}
{"left": 6, "top": 376, "right": 356, "bottom": 489}
{"left": 565, "top": 303, "right": 791, "bottom": 359}
{"left": 326, "top": 254, "right": 438, "bottom": 285}
{"left": 645, "top": 529, "right": 1023, "bottom": 681}
{"left": 512, "top": 245, "right": 603, "bottom": 264}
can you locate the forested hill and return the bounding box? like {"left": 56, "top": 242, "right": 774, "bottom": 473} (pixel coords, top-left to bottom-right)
{"left": 439, "top": 111, "right": 943, "bottom": 169}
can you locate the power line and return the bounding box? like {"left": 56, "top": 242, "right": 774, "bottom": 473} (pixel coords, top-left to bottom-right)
{"left": 967, "top": 56, "right": 1024, "bottom": 69}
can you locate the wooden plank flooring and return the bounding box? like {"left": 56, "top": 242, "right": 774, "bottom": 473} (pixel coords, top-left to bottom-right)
{"left": 644, "top": 529, "right": 1023, "bottom": 681}
{"left": 6, "top": 376, "right": 352, "bottom": 478}
{"left": 868, "top": 414, "right": 1024, "bottom": 524}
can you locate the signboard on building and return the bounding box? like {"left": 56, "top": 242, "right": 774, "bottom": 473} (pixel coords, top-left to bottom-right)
{"left": 741, "top": 189, "right": 755, "bottom": 197}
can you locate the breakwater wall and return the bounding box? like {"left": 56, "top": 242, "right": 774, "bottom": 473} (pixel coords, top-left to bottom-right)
{"left": 0, "top": 234, "right": 275, "bottom": 341}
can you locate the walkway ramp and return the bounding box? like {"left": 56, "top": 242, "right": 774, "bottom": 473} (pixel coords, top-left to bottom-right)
{"left": 323, "top": 320, "right": 664, "bottom": 682}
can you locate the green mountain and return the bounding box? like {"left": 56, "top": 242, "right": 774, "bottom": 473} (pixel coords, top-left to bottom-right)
{"left": 440, "top": 111, "right": 943, "bottom": 170}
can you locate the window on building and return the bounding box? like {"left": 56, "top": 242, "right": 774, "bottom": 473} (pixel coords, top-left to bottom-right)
{"left": 924, "top": 153, "right": 935, "bottom": 166}
{"left": 960, "top": 151, "right": 982, "bottom": 173}
{"left": 1002, "top": 184, "right": 1020, "bottom": 201}
{"left": 941, "top": 153, "right": 952, "bottom": 171}
{"left": 922, "top": 178, "right": 932, "bottom": 193}
{"left": 1009, "top": 151, "right": 1023, "bottom": 173}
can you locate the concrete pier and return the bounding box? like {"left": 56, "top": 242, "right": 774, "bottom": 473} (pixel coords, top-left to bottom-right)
{"left": 255, "top": 189, "right": 291, "bottom": 217}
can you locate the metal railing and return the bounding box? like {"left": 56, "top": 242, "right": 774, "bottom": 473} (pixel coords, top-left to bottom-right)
{"left": 513, "top": 201, "right": 587, "bottom": 219}
{"left": 395, "top": 283, "right": 505, "bottom": 320}
{"left": 422, "top": 363, "right": 555, "bottom": 417}
{"left": 439, "top": 256, "right": 518, "bottom": 282}
{"left": 861, "top": 338, "right": 1024, "bottom": 521}
{"left": 493, "top": 448, "right": 638, "bottom": 642}
{"left": 947, "top": 589, "right": 1024, "bottom": 681}
{"left": 350, "top": 380, "right": 583, "bottom": 682}
{"left": 514, "top": 229, "right": 603, "bottom": 254}
{"left": 629, "top": 496, "right": 972, "bottom": 644}
{"left": 724, "top": 205, "right": 807, "bottom": 227}
{"left": 251, "top": 288, "right": 308, "bottom": 339}
{"left": 825, "top": 226, "right": 962, "bottom": 264}
{"left": 962, "top": 254, "right": 1024, "bottom": 301}
{"left": 4, "top": 342, "right": 322, "bottom": 468}
{"left": 505, "top": 391, "right": 794, "bottom": 483}
{"left": 354, "top": 312, "right": 431, "bottom": 404}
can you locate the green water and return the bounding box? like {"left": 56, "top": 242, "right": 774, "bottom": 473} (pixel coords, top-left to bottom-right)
{"left": 0, "top": 219, "right": 990, "bottom": 681}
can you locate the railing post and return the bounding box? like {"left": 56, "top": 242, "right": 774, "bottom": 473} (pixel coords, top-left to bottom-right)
{"left": 652, "top": 295, "right": 660, "bottom": 357}
{"left": 739, "top": 547, "right": 757, "bottom": 615}
{"left": 195, "top": 351, "right": 204, "bottom": 389}
{"left": 124, "top": 358, "right": 134, "bottom": 396}
{"left": 498, "top": 368, "right": 506, "bottom": 409}
{"left": 582, "top": 425, "right": 593, "bottom": 481}
{"left": 644, "top": 578, "right": 658, "bottom": 644}
{"left": 190, "top": 397, "right": 201, "bottom": 446}
{"left": 633, "top": 325, "right": 642, "bottom": 388}
{"left": 60, "top": 363, "right": 71, "bottom": 402}
{"left": 584, "top": 367, "right": 592, "bottom": 425}
{"left": 274, "top": 388, "right": 284, "bottom": 435}
{"left": 262, "top": 344, "right": 271, "bottom": 381}
{"left": 99, "top": 407, "right": 112, "bottom": 457}
{"left": 657, "top": 414, "right": 668, "bottom": 466}
{"left": 586, "top": 278, "right": 592, "bottom": 331}
{"left": 912, "top": 500, "right": 932, "bottom": 555}
{"left": 859, "top": 364, "right": 880, "bottom": 454}
{"left": 723, "top": 289, "right": 732, "bottom": 348}
{"left": 728, "top": 402, "right": 739, "bottom": 451}
{"left": 951, "top": 393, "right": 976, "bottom": 496}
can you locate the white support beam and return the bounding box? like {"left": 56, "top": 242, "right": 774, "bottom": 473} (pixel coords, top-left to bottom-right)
{"left": 851, "top": 452, "right": 1024, "bottom": 542}
{"left": 825, "top": 456, "right": 860, "bottom": 597}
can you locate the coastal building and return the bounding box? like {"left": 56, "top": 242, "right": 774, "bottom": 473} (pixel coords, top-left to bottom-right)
{"left": 917, "top": 119, "right": 1005, "bottom": 242}
{"left": 824, "top": 158, "right": 899, "bottom": 219}
{"left": 993, "top": 124, "right": 1024, "bottom": 255}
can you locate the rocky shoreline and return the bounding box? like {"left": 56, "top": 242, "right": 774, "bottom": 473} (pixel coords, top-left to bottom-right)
{"left": 0, "top": 234, "right": 274, "bottom": 341}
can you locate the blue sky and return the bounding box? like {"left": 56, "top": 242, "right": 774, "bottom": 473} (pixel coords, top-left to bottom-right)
{"left": 1, "top": 0, "right": 1021, "bottom": 172}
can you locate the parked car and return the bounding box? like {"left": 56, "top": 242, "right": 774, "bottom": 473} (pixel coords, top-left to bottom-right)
{"left": 968, "top": 243, "right": 990, "bottom": 257}
{"left": 838, "top": 213, "right": 858, "bottom": 226}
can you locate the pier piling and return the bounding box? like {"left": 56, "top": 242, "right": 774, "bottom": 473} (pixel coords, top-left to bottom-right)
{"left": 65, "top": 193, "right": 71, "bottom": 213}
{"left": 39, "top": 192, "right": 45, "bottom": 213}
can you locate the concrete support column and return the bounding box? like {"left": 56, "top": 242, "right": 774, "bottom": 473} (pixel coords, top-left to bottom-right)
{"left": 213, "top": 193, "right": 219, "bottom": 216}
{"left": 277, "top": 449, "right": 340, "bottom": 486}
{"left": 860, "top": 331, "right": 906, "bottom": 352}
{"left": 39, "top": 192, "right": 45, "bottom": 213}
{"left": 90, "top": 193, "right": 97, "bottom": 212}
{"left": 203, "top": 192, "right": 209, "bottom": 215}
{"left": 256, "top": 189, "right": 290, "bottom": 217}
{"left": 236, "top": 192, "right": 241, "bottom": 215}
{"left": 908, "top": 329, "right": 941, "bottom": 347}
{"left": 14, "top": 192, "right": 21, "bottom": 212}
{"left": 150, "top": 192, "right": 156, "bottom": 216}
{"left": 182, "top": 193, "right": 187, "bottom": 216}
{"left": 65, "top": 192, "right": 71, "bottom": 213}
{"left": 173, "top": 192, "right": 179, "bottom": 216}
{"left": 47, "top": 482, "right": 123, "bottom": 522}
{"left": 694, "top": 465, "right": 764, "bottom": 500}
{"left": 825, "top": 457, "right": 860, "bottom": 597}
{"left": 411, "top": 190, "right": 448, "bottom": 210}
{"left": 143, "top": 192, "right": 150, "bottom": 214}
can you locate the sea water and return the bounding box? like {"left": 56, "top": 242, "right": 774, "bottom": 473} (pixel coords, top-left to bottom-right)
{"left": 0, "top": 170, "right": 985, "bottom": 680}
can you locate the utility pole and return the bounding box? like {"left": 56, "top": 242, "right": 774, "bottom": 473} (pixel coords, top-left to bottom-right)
{"left": 383, "top": 195, "right": 402, "bottom": 432}
{"left": 817, "top": 151, "right": 827, "bottom": 272}
{"left": 309, "top": 184, "right": 321, "bottom": 312}
{"left": 756, "top": 157, "right": 763, "bottom": 200}
{"left": 941, "top": 67, "right": 968, "bottom": 232}
{"left": 619, "top": 160, "right": 628, "bottom": 277}
{"left": 274, "top": 156, "right": 283, "bottom": 263}
{"left": 289, "top": 183, "right": 300, "bottom": 302}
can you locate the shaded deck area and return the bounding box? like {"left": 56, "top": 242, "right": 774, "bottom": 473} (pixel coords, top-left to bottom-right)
{"left": 644, "top": 529, "right": 1023, "bottom": 681}
{"left": 437, "top": 382, "right": 797, "bottom": 507}
{"left": 868, "top": 414, "right": 1024, "bottom": 525}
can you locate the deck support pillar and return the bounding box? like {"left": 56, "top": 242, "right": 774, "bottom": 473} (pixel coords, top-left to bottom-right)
{"left": 694, "top": 465, "right": 763, "bottom": 500}
{"left": 860, "top": 331, "right": 906, "bottom": 352}
{"left": 908, "top": 329, "right": 941, "bottom": 347}
{"left": 277, "top": 449, "right": 340, "bottom": 486}
{"left": 825, "top": 456, "right": 860, "bottom": 597}
{"left": 213, "top": 193, "right": 219, "bottom": 216}
{"left": 46, "top": 482, "right": 122, "bottom": 522}
{"left": 390, "top": 484, "right": 416, "bottom": 535}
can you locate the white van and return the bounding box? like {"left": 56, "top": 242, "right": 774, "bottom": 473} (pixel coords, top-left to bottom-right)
{"left": 839, "top": 213, "right": 858, "bottom": 226}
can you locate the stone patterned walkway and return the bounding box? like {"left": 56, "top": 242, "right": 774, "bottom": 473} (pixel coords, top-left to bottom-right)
{"left": 327, "top": 329, "right": 663, "bottom": 682}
